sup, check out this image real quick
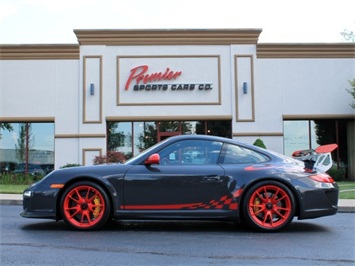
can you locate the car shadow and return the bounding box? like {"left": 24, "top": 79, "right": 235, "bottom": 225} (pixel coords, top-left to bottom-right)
{"left": 283, "top": 221, "right": 332, "bottom": 233}
{"left": 21, "top": 220, "right": 69, "bottom": 231}
{"left": 20, "top": 219, "right": 331, "bottom": 233}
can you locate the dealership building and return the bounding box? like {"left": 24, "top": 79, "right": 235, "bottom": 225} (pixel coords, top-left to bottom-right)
{"left": 0, "top": 29, "right": 354, "bottom": 179}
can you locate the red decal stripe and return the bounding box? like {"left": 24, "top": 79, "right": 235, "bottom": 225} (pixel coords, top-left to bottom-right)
{"left": 230, "top": 203, "right": 238, "bottom": 210}
{"left": 232, "top": 188, "right": 243, "bottom": 197}
{"left": 124, "top": 203, "right": 203, "bottom": 210}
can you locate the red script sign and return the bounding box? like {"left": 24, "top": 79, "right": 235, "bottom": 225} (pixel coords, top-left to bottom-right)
{"left": 125, "top": 65, "right": 182, "bottom": 90}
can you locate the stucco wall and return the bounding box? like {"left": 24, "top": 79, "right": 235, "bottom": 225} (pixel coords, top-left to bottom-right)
{"left": 1, "top": 38, "right": 354, "bottom": 168}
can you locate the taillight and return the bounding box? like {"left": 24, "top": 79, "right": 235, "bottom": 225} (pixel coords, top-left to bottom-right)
{"left": 308, "top": 173, "right": 334, "bottom": 183}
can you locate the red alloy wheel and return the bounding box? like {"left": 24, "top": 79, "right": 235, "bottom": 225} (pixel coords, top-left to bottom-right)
{"left": 243, "top": 181, "right": 295, "bottom": 232}
{"left": 61, "top": 182, "right": 110, "bottom": 230}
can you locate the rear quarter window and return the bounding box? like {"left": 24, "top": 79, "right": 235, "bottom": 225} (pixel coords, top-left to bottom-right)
{"left": 221, "top": 143, "right": 269, "bottom": 164}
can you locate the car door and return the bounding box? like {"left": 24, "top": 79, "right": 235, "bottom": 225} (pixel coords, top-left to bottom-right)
{"left": 122, "top": 139, "right": 232, "bottom": 211}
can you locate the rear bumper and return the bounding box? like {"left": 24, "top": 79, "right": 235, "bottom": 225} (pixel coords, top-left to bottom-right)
{"left": 298, "top": 187, "right": 338, "bottom": 219}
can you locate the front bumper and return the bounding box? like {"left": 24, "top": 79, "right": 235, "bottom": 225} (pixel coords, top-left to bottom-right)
{"left": 21, "top": 187, "right": 59, "bottom": 220}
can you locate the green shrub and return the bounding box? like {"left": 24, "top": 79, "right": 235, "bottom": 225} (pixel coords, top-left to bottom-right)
{"left": 60, "top": 163, "right": 81, "bottom": 168}
{"left": 0, "top": 173, "right": 43, "bottom": 185}
{"left": 327, "top": 167, "right": 346, "bottom": 181}
{"left": 253, "top": 138, "right": 267, "bottom": 149}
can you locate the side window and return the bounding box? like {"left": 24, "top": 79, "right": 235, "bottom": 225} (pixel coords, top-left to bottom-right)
{"left": 158, "top": 140, "right": 222, "bottom": 165}
{"left": 221, "top": 143, "right": 269, "bottom": 164}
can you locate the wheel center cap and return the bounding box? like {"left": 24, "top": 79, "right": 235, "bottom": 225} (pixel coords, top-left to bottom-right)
{"left": 266, "top": 202, "right": 273, "bottom": 209}
{"left": 81, "top": 203, "right": 88, "bottom": 210}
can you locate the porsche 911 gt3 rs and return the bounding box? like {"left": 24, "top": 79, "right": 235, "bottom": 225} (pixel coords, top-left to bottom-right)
{"left": 21, "top": 135, "right": 339, "bottom": 232}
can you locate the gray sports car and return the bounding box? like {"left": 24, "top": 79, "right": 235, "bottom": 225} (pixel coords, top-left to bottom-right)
{"left": 21, "top": 135, "right": 339, "bottom": 232}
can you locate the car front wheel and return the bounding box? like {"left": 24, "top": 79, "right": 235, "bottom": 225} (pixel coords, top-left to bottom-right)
{"left": 60, "top": 181, "right": 111, "bottom": 230}
{"left": 242, "top": 181, "right": 295, "bottom": 232}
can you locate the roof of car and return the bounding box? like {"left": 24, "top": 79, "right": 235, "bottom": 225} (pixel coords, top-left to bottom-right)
{"left": 165, "top": 134, "right": 246, "bottom": 146}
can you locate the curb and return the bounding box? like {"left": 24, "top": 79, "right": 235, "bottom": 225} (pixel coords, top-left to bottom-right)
{"left": 0, "top": 199, "right": 23, "bottom": 206}
{"left": 338, "top": 207, "right": 355, "bottom": 213}
{"left": 0, "top": 194, "right": 23, "bottom": 206}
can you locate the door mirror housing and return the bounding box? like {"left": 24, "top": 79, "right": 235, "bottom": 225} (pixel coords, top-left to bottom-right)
{"left": 145, "top": 153, "right": 160, "bottom": 165}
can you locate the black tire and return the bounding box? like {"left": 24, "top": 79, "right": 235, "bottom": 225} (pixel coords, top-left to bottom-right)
{"left": 242, "top": 181, "right": 295, "bottom": 232}
{"left": 60, "top": 181, "right": 111, "bottom": 230}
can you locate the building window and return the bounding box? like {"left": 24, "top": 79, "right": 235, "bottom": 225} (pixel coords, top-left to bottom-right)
{"left": 283, "top": 120, "right": 317, "bottom": 156}
{"left": 0, "top": 122, "right": 54, "bottom": 174}
{"left": 107, "top": 122, "right": 132, "bottom": 159}
{"left": 283, "top": 119, "right": 353, "bottom": 180}
{"left": 107, "top": 120, "right": 231, "bottom": 160}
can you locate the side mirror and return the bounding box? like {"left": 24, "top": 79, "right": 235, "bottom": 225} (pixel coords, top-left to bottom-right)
{"left": 145, "top": 153, "right": 160, "bottom": 165}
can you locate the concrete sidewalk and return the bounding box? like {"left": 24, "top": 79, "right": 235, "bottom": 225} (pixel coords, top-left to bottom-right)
{"left": 1, "top": 193, "right": 354, "bottom": 212}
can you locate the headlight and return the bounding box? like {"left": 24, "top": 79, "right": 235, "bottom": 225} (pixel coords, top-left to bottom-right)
{"left": 23, "top": 191, "right": 33, "bottom": 198}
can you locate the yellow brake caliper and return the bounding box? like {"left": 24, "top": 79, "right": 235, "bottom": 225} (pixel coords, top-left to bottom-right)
{"left": 93, "top": 196, "right": 101, "bottom": 218}
{"left": 253, "top": 198, "right": 261, "bottom": 214}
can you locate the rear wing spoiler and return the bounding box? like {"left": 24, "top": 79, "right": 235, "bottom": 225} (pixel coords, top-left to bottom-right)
{"left": 292, "top": 144, "right": 338, "bottom": 173}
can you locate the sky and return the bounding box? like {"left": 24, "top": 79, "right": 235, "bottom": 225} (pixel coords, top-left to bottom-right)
{"left": 0, "top": 0, "right": 354, "bottom": 44}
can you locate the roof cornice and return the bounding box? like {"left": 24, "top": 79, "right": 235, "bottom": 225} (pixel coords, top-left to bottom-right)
{"left": 0, "top": 44, "right": 80, "bottom": 60}
{"left": 74, "top": 29, "right": 263, "bottom": 45}
{"left": 257, "top": 43, "right": 355, "bottom": 58}
{"left": 1, "top": 35, "right": 354, "bottom": 60}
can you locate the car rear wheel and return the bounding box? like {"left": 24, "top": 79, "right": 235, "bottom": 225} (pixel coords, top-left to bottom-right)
{"left": 242, "top": 181, "right": 295, "bottom": 232}
{"left": 60, "top": 181, "right": 111, "bottom": 230}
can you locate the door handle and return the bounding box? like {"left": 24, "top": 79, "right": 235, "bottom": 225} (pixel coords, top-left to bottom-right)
{"left": 203, "top": 176, "right": 221, "bottom": 181}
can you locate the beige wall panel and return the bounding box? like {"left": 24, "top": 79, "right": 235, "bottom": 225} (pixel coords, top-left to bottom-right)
{"left": 235, "top": 55, "right": 254, "bottom": 122}
{"left": 82, "top": 148, "right": 102, "bottom": 166}
{"left": 83, "top": 56, "right": 102, "bottom": 123}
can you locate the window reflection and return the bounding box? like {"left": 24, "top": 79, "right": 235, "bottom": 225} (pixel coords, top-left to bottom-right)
{"left": 107, "top": 120, "right": 231, "bottom": 159}
{"left": 107, "top": 122, "right": 132, "bottom": 159}
{"left": 0, "top": 123, "right": 54, "bottom": 172}
{"left": 283, "top": 120, "right": 317, "bottom": 156}
{"left": 133, "top": 122, "right": 144, "bottom": 156}
{"left": 283, "top": 119, "right": 351, "bottom": 180}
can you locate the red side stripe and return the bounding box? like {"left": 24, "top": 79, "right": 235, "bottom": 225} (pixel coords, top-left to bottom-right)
{"left": 123, "top": 203, "right": 203, "bottom": 210}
